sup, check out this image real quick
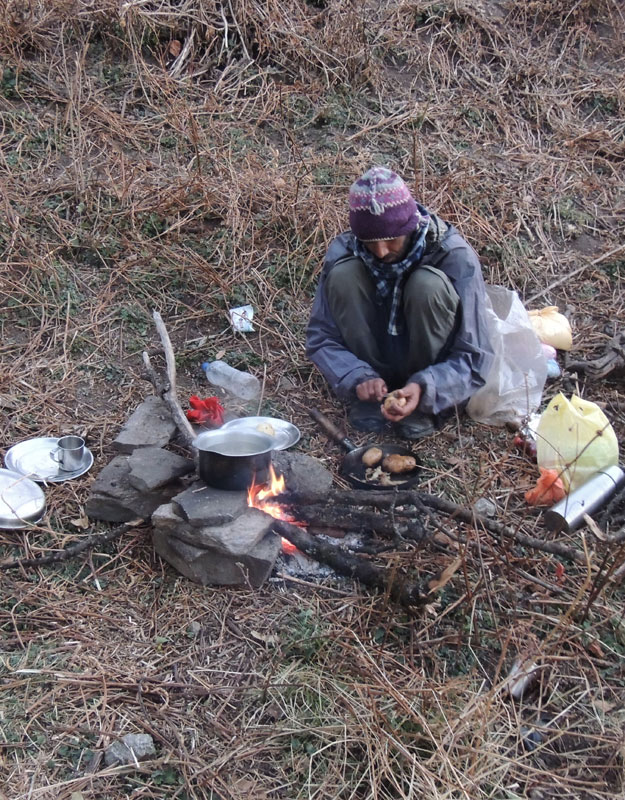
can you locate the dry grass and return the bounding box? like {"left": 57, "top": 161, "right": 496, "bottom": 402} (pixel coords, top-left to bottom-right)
{"left": 1, "top": 0, "right": 625, "bottom": 797}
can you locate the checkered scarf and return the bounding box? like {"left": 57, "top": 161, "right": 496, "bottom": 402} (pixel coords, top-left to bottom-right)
{"left": 354, "top": 215, "right": 430, "bottom": 335}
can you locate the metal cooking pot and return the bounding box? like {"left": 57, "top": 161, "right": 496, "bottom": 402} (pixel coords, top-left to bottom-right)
{"left": 193, "top": 429, "right": 274, "bottom": 491}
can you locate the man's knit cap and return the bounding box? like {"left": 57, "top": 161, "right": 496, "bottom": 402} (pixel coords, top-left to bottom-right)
{"left": 349, "top": 166, "right": 419, "bottom": 241}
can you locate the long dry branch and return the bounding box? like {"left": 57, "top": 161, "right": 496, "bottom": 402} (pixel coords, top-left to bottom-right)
{"left": 289, "top": 488, "right": 588, "bottom": 564}
{"left": 0, "top": 519, "right": 146, "bottom": 571}
{"left": 143, "top": 310, "right": 196, "bottom": 450}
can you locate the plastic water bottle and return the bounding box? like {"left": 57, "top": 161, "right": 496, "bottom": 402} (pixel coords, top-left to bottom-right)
{"left": 202, "top": 360, "right": 260, "bottom": 401}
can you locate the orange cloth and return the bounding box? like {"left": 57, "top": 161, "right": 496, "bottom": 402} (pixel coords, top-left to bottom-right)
{"left": 525, "top": 468, "right": 566, "bottom": 507}
{"left": 186, "top": 395, "right": 224, "bottom": 426}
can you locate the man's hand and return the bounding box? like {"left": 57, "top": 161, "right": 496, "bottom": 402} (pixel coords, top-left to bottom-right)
{"left": 356, "top": 378, "right": 388, "bottom": 403}
{"left": 381, "top": 383, "right": 422, "bottom": 421}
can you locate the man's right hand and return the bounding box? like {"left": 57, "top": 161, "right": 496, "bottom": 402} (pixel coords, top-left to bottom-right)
{"left": 356, "top": 378, "right": 388, "bottom": 403}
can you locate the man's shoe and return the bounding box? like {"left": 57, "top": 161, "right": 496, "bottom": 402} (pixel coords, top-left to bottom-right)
{"left": 348, "top": 400, "right": 387, "bottom": 433}
{"left": 395, "top": 412, "right": 436, "bottom": 440}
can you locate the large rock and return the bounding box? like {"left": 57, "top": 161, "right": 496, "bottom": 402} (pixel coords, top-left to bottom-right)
{"left": 153, "top": 527, "right": 281, "bottom": 587}
{"left": 128, "top": 446, "right": 194, "bottom": 492}
{"left": 86, "top": 456, "right": 183, "bottom": 523}
{"left": 272, "top": 451, "right": 333, "bottom": 501}
{"left": 153, "top": 502, "right": 273, "bottom": 555}
{"left": 172, "top": 481, "right": 248, "bottom": 527}
{"left": 113, "top": 396, "right": 176, "bottom": 454}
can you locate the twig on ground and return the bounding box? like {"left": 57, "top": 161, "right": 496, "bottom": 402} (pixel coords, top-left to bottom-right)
{"left": 0, "top": 519, "right": 146, "bottom": 571}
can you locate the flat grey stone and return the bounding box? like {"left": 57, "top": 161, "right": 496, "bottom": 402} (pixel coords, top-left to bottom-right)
{"left": 151, "top": 503, "right": 184, "bottom": 535}
{"left": 86, "top": 456, "right": 181, "bottom": 523}
{"left": 272, "top": 451, "right": 333, "bottom": 502}
{"left": 172, "top": 481, "right": 248, "bottom": 527}
{"left": 152, "top": 503, "right": 273, "bottom": 556}
{"left": 473, "top": 497, "right": 497, "bottom": 518}
{"left": 113, "top": 396, "right": 176, "bottom": 454}
{"left": 128, "top": 447, "right": 194, "bottom": 492}
{"left": 153, "top": 528, "right": 281, "bottom": 587}
{"left": 104, "top": 733, "right": 156, "bottom": 767}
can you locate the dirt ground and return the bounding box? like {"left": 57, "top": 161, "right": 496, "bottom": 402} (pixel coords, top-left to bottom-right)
{"left": 1, "top": 1, "right": 625, "bottom": 798}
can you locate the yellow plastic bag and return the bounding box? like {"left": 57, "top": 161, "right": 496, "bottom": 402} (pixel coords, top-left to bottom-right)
{"left": 528, "top": 306, "right": 572, "bottom": 351}
{"left": 536, "top": 393, "right": 618, "bottom": 492}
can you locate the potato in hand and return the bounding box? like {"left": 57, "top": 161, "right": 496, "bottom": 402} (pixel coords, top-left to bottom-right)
{"left": 383, "top": 391, "right": 407, "bottom": 412}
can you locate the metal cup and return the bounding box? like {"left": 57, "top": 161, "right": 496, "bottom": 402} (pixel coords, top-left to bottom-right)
{"left": 50, "top": 435, "right": 85, "bottom": 472}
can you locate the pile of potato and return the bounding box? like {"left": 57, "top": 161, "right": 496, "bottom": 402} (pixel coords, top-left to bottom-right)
{"left": 361, "top": 446, "right": 417, "bottom": 485}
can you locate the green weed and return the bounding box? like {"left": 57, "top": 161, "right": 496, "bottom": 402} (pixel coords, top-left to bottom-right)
{"left": 140, "top": 211, "right": 168, "bottom": 238}
{"left": 600, "top": 259, "right": 625, "bottom": 280}
{"left": 282, "top": 609, "right": 330, "bottom": 662}
{"left": 1, "top": 65, "right": 18, "bottom": 98}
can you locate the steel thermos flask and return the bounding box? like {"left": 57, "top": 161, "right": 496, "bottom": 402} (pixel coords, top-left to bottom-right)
{"left": 544, "top": 465, "right": 625, "bottom": 534}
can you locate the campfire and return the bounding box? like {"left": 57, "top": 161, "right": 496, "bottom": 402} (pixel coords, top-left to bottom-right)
{"left": 247, "top": 464, "right": 300, "bottom": 554}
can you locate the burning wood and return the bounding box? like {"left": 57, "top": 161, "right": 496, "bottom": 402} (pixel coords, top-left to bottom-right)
{"left": 247, "top": 464, "right": 301, "bottom": 554}
{"left": 245, "top": 466, "right": 428, "bottom": 605}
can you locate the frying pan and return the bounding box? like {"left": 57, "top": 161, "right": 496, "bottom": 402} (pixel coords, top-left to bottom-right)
{"left": 309, "top": 409, "right": 422, "bottom": 490}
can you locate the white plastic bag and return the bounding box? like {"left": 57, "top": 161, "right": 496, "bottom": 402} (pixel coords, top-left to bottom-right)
{"left": 467, "top": 285, "right": 548, "bottom": 426}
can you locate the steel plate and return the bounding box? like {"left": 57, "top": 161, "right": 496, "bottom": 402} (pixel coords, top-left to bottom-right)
{"left": 4, "top": 437, "right": 94, "bottom": 483}
{"left": 0, "top": 468, "right": 46, "bottom": 529}
{"left": 221, "top": 416, "right": 300, "bottom": 450}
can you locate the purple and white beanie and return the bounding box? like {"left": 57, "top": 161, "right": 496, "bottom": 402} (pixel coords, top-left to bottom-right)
{"left": 349, "top": 166, "right": 422, "bottom": 241}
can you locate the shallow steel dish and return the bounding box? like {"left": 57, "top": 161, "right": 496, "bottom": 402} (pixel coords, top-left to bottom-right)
{"left": 4, "top": 437, "right": 94, "bottom": 483}
{"left": 0, "top": 468, "right": 46, "bottom": 529}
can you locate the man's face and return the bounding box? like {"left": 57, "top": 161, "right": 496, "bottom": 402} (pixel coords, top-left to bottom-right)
{"left": 363, "top": 235, "right": 410, "bottom": 264}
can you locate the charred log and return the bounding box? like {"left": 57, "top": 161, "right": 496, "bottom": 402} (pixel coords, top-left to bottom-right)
{"left": 271, "top": 519, "right": 424, "bottom": 607}
{"left": 284, "top": 504, "right": 425, "bottom": 542}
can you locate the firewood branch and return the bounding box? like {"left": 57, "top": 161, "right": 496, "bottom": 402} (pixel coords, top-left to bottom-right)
{"left": 271, "top": 519, "right": 425, "bottom": 607}
{"left": 143, "top": 310, "right": 196, "bottom": 450}
{"left": 0, "top": 519, "right": 146, "bottom": 571}
{"left": 287, "top": 488, "right": 587, "bottom": 564}
{"left": 292, "top": 504, "right": 425, "bottom": 542}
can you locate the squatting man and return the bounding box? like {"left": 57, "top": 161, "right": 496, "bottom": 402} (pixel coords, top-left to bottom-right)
{"left": 306, "top": 166, "right": 494, "bottom": 439}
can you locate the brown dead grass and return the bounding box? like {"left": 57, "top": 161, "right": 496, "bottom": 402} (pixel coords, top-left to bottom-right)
{"left": 1, "top": 0, "right": 625, "bottom": 798}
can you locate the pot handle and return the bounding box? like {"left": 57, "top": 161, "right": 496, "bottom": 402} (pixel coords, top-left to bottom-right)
{"left": 308, "top": 409, "right": 357, "bottom": 453}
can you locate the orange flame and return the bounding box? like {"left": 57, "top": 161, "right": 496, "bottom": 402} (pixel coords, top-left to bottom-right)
{"left": 248, "top": 465, "right": 299, "bottom": 554}
{"left": 247, "top": 464, "right": 285, "bottom": 505}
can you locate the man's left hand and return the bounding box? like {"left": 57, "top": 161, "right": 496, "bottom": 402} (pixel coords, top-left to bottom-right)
{"left": 380, "top": 383, "right": 422, "bottom": 422}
